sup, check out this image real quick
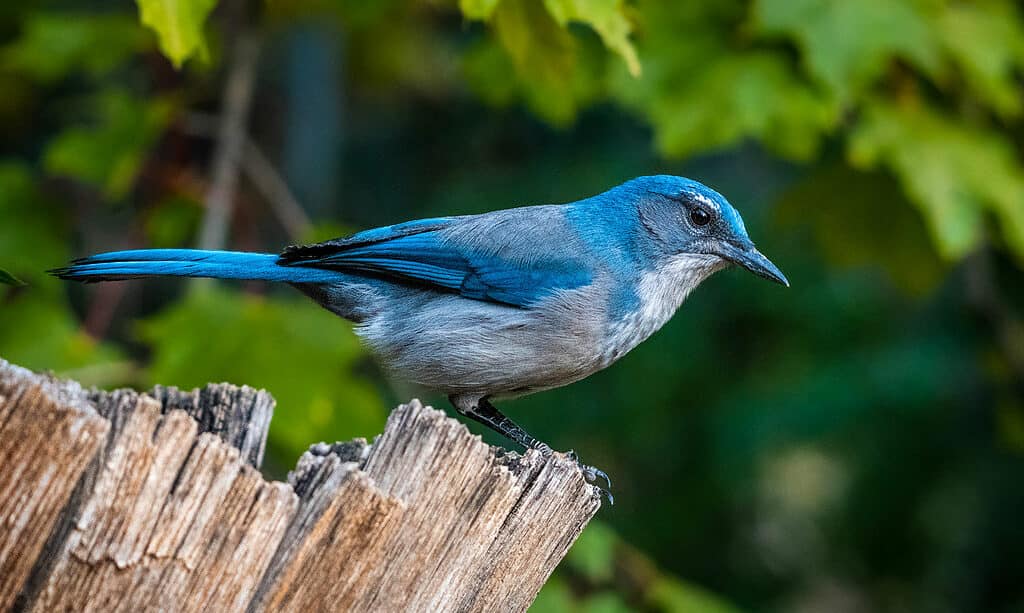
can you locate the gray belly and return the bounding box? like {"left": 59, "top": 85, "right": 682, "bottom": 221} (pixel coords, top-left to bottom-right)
{"left": 355, "top": 286, "right": 607, "bottom": 397}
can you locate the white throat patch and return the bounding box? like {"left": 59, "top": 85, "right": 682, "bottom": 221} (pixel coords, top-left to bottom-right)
{"left": 601, "top": 254, "right": 726, "bottom": 365}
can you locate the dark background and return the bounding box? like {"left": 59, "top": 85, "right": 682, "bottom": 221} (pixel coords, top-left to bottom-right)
{"left": 2, "top": 1, "right": 1024, "bottom": 611}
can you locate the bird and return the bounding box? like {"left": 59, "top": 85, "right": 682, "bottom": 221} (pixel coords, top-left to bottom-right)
{"left": 53, "top": 175, "right": 787, "bottom": 499}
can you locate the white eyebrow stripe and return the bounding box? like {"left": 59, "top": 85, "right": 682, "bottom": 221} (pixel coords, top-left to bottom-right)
{"left": 685, "top": 191, "right": 720, "bottom": 212}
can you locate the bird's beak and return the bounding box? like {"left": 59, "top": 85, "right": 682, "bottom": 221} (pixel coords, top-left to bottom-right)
{"left": 717, "top": 241, "right": 789, "bottom": 287}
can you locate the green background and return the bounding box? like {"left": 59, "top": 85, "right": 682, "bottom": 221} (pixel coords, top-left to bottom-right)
{"left": 2, "top": 0, "right": 1024, "bottom": 610}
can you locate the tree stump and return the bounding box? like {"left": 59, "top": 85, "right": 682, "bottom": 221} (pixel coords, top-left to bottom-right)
{"left": 0, "top": 358, "right": 601, "bottom": 612}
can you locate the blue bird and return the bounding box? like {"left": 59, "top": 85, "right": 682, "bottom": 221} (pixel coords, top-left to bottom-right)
{"left": 53, "top": 175, "right": 787, "bottom": 495}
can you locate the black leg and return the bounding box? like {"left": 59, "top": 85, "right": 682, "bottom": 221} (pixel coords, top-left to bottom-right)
{"left": 449, "top": 395, "right": 613, "bottom": 503}
{"left": 459, "top": 397, "right": 551, "bottom": 453}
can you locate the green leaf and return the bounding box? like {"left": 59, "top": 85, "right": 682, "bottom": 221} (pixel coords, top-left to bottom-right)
{"left": 753, "top": 0, "right": 941, "bottom": 98}
{"left": 606, "top": 2, "right": 838, "bottom": 160}
{"left": 134, "top": 0, "right": 218, "bottom": 68}
{"left": 486, "top": 0, "right": 587, "bottom": 124}
{"left": 848, "top": 99, "right": 1024, "bottom": 261}
{"left": 460, "top": 0, "right": 640, "bottom": 77}
{"left": 43, "top": 90, "right": 173, "bottom": 200}
{"left": 0, "top": 268, "right": 24, "bottom": 286}
{"left": 933, "top": 0, "right": 1024, "bottom": 118}
{"left": 492, "top": 0, "right": 576, "bottom": 88}
{"left": 138, "top": 286, "right": 386, "bottom": 460}
{"left": 2, "top": 12, "right": 150, "bottom": 83}
{"left": 616, "top": 49, "right": 837, "bottom": 159}
{"left": 542, "top": 0, "right": 640, "bottom": 76}
{"left": 460, "top": 0, "right": 501, "bottom": 20}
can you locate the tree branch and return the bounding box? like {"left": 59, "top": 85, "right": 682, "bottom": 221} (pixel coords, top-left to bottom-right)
{"left": 197, "top": 31, "right": 261, "bottom": 250}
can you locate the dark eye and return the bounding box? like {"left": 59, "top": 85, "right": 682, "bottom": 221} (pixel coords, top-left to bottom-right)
{"left": 689, "top": 208, "right": 711, "bottom": 227}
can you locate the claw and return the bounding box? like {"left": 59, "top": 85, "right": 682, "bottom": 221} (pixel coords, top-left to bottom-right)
{"left": 537, "top": 447, "right": 614, "bottom": 505}
{"left": 568, "top": 452, "right": 613, "bottom": 506}
{"left": 588, "top": 466, "right": 612, "bottom": 490}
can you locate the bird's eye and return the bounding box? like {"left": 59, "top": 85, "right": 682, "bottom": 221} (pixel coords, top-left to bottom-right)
{"left": 689, "top": 208, "right": 711, "bottom": 227}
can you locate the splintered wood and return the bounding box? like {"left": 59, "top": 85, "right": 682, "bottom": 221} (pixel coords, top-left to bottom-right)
{"left": 0, "top": 362, "right": 108, "bottom": 612}
{"left": 0, "top": 358, "right": 601, "bottom": 612}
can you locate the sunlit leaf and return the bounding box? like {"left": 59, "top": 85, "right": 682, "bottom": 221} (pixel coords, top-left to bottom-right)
{"left": 492, "top": 0, "right": 575, "bottom": 88}
{"left": 134, "top": 0, "right": 218, "bottom": 68}
{"left": 460, "top": 0, "right": 501, "bottom": 20}
{"left": 933, "top": 0, "right": 1024, "bottom": 118}
{"left": 460, "top": 0, "right": 639, "bottom": 77}
{"left": 616, "top": 49, "right": 837, "bottom": 159}
{"left": 542, "top": 0, "right": 640, "bottom": 76}
{"left": 484, "top": 0, "right": 587, "bottom": 124}
{"left": 848, "top": 99, "right": 1024, "bottom": 260}
{"left": 753, "top": 0, "right": 941, "bottom": 98}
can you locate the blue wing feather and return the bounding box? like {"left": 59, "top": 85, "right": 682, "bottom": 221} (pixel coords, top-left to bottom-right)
{"left": 278, "top": 218, "right": 590, "bottom": 308}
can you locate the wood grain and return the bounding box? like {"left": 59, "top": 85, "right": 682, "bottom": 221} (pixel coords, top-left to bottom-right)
{"left": 0, "top": 361, "right": 108, "bottom": 612}
{"left": 0, "top": 358, "right": 601, "bottom": 612}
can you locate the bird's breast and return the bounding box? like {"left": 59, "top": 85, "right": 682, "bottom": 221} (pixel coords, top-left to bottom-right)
{"left": 599, "top": 255, "right": 726, "bottom": 366}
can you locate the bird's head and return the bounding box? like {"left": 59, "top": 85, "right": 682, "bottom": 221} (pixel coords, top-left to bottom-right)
{"left": 624, "top": 175, "right": 789, "bottom": 287}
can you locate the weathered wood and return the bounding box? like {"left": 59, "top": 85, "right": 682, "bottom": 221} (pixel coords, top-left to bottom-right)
{"left": 12, "top": 381, "right": 276, "bottom": 610}
{"left": 0, "top": 358, "right": 601, "bottom": 612}
{"left": 30, "top": 393, "right": 296, "bottom": 612}
{"left": 0, "top": 362, "right": 108, "bottom": 612}
{"left": 251, "top": 402, "right": 601, "bottom": 612}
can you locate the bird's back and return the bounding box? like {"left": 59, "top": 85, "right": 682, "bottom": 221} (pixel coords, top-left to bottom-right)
{"left": 312, "top": 202, "right": 622, "bottom": 396}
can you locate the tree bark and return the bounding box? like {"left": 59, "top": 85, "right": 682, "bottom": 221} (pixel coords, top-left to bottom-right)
{"left": 0, "top": 358, "right": 601, "bottom": 612}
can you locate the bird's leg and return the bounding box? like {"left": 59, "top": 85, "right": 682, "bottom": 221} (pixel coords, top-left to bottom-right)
{"left": 460, "top": 396, "right": 549, "bottom": 452}
{"left": 449, "top": 395, "right": 613, "bottom": 503}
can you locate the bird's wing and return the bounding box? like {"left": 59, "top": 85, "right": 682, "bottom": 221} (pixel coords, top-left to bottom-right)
{"left": 278, "top": 216, "right": 591, "bottom": 308}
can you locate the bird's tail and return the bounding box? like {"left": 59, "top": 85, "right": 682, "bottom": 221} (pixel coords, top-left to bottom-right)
{"left": 50, "top": 249, "right": 344, "bottom": 284}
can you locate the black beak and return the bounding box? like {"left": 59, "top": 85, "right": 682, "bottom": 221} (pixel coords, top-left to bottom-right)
{"left": 717, "top": 241, "right": 789, "bottom": 287}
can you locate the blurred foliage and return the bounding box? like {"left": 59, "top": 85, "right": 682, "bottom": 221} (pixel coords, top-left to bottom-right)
{"left": 533, "top": 521, "right": 743, "bottom": 613}
{"left": 138, "top": 285, "right": 385, "bottom": 459}
{"left": 44, "top": 90, "right": 174, "bottom": 199}
{"left": 1, "top": 0, "right": 1024, "bottom": 611}
{"left": 0, "top": 268, "right": 23, "bottom": 286}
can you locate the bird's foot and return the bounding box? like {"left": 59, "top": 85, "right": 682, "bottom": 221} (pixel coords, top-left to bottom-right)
{"left": 537, "top": 446, "right": 613, "bottom": 505}
{"left": 566, "top": 450, "right": 612, "bottom": 489}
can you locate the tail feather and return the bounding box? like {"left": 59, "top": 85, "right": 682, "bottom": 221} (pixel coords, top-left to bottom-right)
{"left": 51, "top": 249, "right": 343, "bottom": 284}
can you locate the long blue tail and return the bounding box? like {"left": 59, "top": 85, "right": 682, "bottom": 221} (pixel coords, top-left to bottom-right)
{"left": 51, "top": 249, "right": 344, "bottom": 283}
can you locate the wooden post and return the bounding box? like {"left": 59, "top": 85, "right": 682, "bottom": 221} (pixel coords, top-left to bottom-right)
{"left": 0, "top": 358, "right": 601, "bottom": 612}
